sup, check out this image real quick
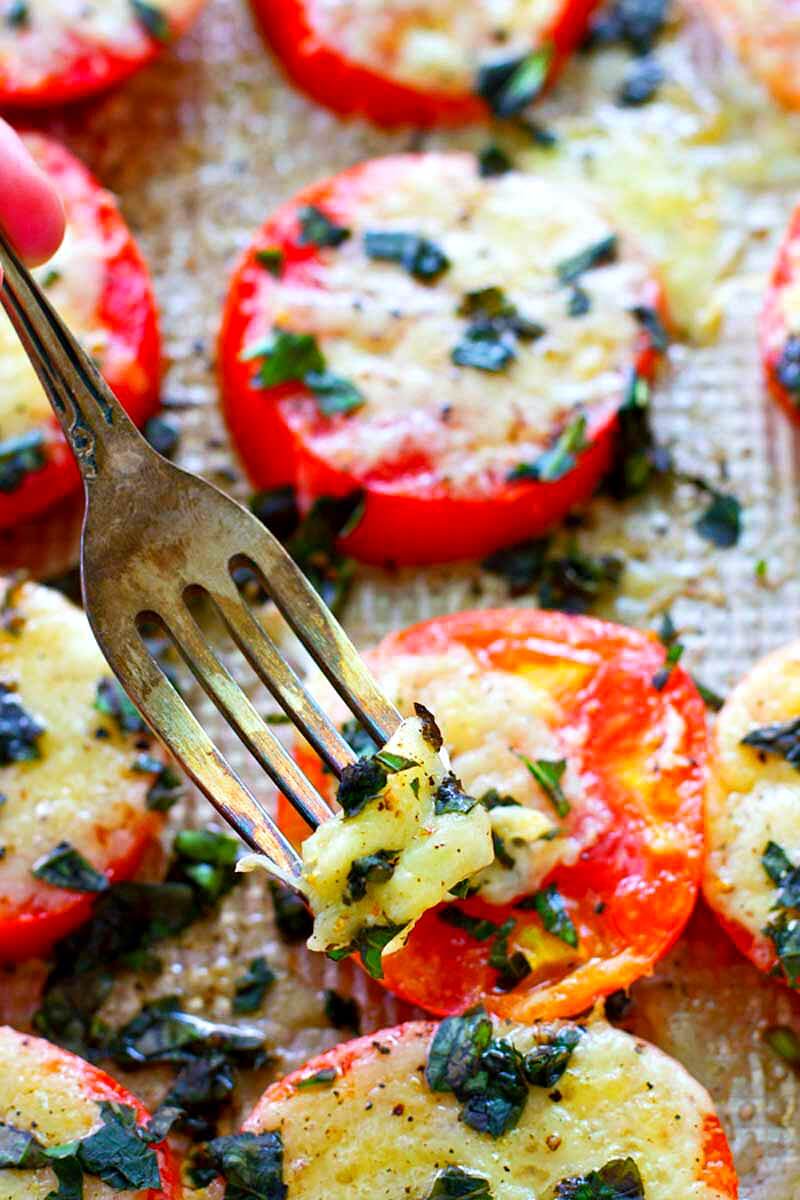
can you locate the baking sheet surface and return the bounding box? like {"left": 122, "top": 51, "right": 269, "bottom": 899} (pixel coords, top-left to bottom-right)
{"left": 2, "top": 1, "right": 800, "bottom": 1195}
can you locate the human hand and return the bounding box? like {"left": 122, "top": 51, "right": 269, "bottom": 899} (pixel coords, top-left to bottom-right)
{"left": 0, "top": 119, "right": 65, "bottom": 271}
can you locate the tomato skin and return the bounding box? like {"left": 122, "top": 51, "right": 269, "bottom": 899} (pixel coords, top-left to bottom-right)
{"left": 0, "top": 1026, "right": 181, "bottom": 1198}
{"left": 0, "top": 134, "right": 161, "bottom": 531}
{"left": 251, "top": 0, "right": 599, "bottom": 127}
{"left": 761, "top": 202, "right": 800, "bottom": 426}
{"left": 280, "top": 608, "right": 707, "bottom": 1021}
{"left": 220, "top": 154, "right": 666, "bottom": 566}
{"left": 0, "top": 5, "right": 205, "bottom": 107}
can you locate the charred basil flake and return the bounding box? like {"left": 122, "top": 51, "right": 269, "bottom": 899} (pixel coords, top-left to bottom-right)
{"left": 337, "top": 758, "right": 388, "bottom": 816}
{"left": 476, "top": 47, "right": 553, "bottom": 117}
{"left": 556, "top": 235, "right": 618, "bottom": 286}
{"left": 482, "top": 537, "right": 549, "bottom": 596}
{"left": 270, "top": 880, "right": 313, "bottom": 942}
{"left": 523, "top": 1026, "right": 582, "bottom": 1087}
{"left": 298, "top": 204, "right": 351, "bottom": 248}
{"left": 0, "top": 683, "right": 44, "bottom": 762}
{"left": 555, "top": 1156, "right": 645, "bottom": 1200}
{"left": 324, "top": 988, "right": 361, "bottom": 1033}
{"left": 435, "top": 773, "right": 479, "bottom": 815}
{"left": 530, "top": 883, "right": 578, "bottom": 947}
{"left": 477, "top": 144, "right": 514, "bottom": 178}
{"left": 143, "top": 415, "right": 180, "bottom": 459}
{"left": 488, "top": 919, "right": 531, "bottom": 991}
{"left": 296, "top": 1067, "right": 337, "bottom": 1088}
{"left": 255, "top": 247, "right": 284, "bottom": 276}
{"left": 363, "top": 230, "right": 450, "bottom": 282}
{"left": 509, "top": 415, "right": 588, "bottom": 484}
{"left": 632, "top": 303, "right": 669, "bottom": 352}
{"left": 95, "top": 677, "right": 146, "bottom": 734}
{"left": 694, "top": 490, "right": 742, "bottom": 548}
{"left": 742, "top": 718, "right": 800, "bottom": 768}
{"left": 203, "top": 1130, "right": 287, "bottom": 1200}
{"left": 130, "top": 0, "right": 170, "bottom": 41}
{"left": 158, "top": 1052, "right": 236, "bottom": 1141}
{"left": 32, "top": 842, "right": 108, "bottom": 893}
{"left": 518, "top": 755, "right": 569, "bottom": 817}
{"left": 425, "top": 1165, "right": 494, "bottom": 1200}
{"left": 0, "top": 430, "right": 46, "bottom": 492}
{"left": 483, "top": 536, "right": 623, "bottom": 613}
{"left": 233, "top": 956, "right": 277, "bottom": 1014}
{"left": 618, "top": 54, "right": 665, "bottom": 105}
{"left": 343, "top": 850, "right": 399, "bottom": 903}
{"left": 304, "top": 369, "right": 365, "bottom": 416}
{"left": 415, "top": 702, "right": 444, "bottom": 751}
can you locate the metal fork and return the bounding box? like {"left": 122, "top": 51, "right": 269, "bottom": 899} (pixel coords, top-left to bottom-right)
{"left": 0, "top": 227, "right": 402, "bottom": 883}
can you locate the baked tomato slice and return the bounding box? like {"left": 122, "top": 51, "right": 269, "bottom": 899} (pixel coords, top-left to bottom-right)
{"left": 0, "top": 0, "right": 205, "bottom": 106}
{"left": 251, "top": 0, "right": 598, "bottom": 127}
{"left": 704, "top": 638, "right": 800, "bottom": 991}
{"left": 0, "top": 132, "right": 161, "bottom": 530}
{"left": 761, "top": 201, "right": 800, "bottom": 424}
{"left": 0, "top": 579, "right": 175, "bottom": 963}
{"left": 220, "top": 152, "right": 667, "bottom": 566}
{"left": 279, "top": 608, "right": 707, "bottom": 1021}
{"left": 242, "top": 1016, "right": 737, "bottom": 1198}
{"left": 698, "top": 0, "right": 800, "bottom": 110}
{"left": 0, "top": 1025, "right": 181, "bottom": 1198}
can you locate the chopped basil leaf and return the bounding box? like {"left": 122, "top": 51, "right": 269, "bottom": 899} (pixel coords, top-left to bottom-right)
{"left": 339, "top": 718, "right": 378, "bottom": 760}
{"left": 765, "top": 911, "right": 800, "bottom": 988}
{"left": 762, "top": 841, "right": 800, "bottom": 909}
{"left": 438, "top": 908, "right": 501, "bottom": 942}
{"left": 476, "top": 47, "right": 553, "bottom": 117}
{"left": 112, "top": 997, "right": 266, "bottom": 1067}
{"left": 174, "top": 828, "right": 239, "bottom": 865}
{"left": 452, "top": 324, "right": 517, "bottom": 372}
{"left": 77, "top": 1102, "right": 161, "bottom": 1191}
{"left": 0, "top": 683, "right": 44, "bottom": 763}
{"left": 250, "top": 486, "right": 300, "bottom": 541}
{"left": 296, "top": 1067, "right": 337, "bottom": 1088}
{"left": 457, "top": 289, "right": 544, "bottom": 341}
{"left": 270, "top": 880, "right": 313, "bottom": 942}
{"left": 492, "top": 830, "right": 516, "bottom": 870}
{"left": 567, "top": 284, "right": 591, "bottom": 317}
{"left": 426, "top": 1009, "right": 493, "bottom": 1093}
{"left": 304, "top": 369, "right": 365, "bottom": 416}
{"left": 509, "top": 416, "right": 588, "bottom": 484}
{"left": 555, "top": 1156, "right": 645, "bottom": 1199}
{"left": 331, "top": 923, "right": 406, "bottom": 979}
{"left": 146, "top": 763, "right": 184, "bottom": 811}
{"left": 479, "top": 788, "right": 520, "bottom": 810}
{"left": 94, "top": 677, "right": 146, "bottom": 734}
{"left": 776, "top": 336, "right": 800, "bottom": 401}
{"left": 298, "top": 205, "right": 351, "bottom": 248}
{"left": 530, "top": 884, "right": 578, "bottom": 946}
{"left": 618, "top": 55, "right": 664, "bottom": 106}
{"left": 483, "top": 537, "right": 623, "bottom": 613}
{"left": 143, "top": 415, "right": 180, "bottom": 459}
{"left": 323, "top": 988, "right": 361, "bottom": 1033}
{"left": 695, "top": 491, "right": 742, "bottom": 548}
{"left": 0, "top": 1122, "right": 48, "bottom": 1168}
{"left": 435, "top": 773, "right": 479, "bottom": 815}
{"left": 523, "top": 1026, "right": 581, "bottom": 1087}
{"left": 693, "top": 677, "right": 724, "bottom": 712}
{"left": 742, "top": 719, "right": 800, "bottom": 768}
{"left": 32, "top": 842, "right": 108, "bottom": 893}
{"left": 764, "top": 1025, "right": 800, "bottom": 1067}
{"left": 337, "top": 758, "right": 388, "bottom": 816}
{"left": 344, "top": 850, "right": 399, "bottom": 903}
{"left": 233, "top": 956, "right": 277, "bottom": 1013}
{"left": 203, "top": 1131, "right": 288, "bottom": 1200}
{"left": 255, "top": 247, "right": 284, "bottom": 276}
{"left": 425, "top": 1165, "right": 494, "bottom": 1199}
{"left": 605, "top": 370, "right": 671, "bottom": 498}
{"left": 373, "top": 750, "right": 418, "bottom": 773}
{"left": 0, "top": 430, "right": 46, "bottom": 492}
{"left": 631, "top": 303, "right": 669, "bottom": 352}
{"left": 363, "top": 230, "right": 450, "bottom": 282}
{"left": 477, "top": 144, "right": 513, "bottom": 177}
{"left": 517, "top": 755, "right": 569, "bottom": 817}
{"left": 488, "top": 918, "right": 531, "bottom": 992}
{"left": 427, "top": 1009, "right": 530, "bottom": 1136}
{"left": 243, "top": 328, "right": 325, "bottom": 387}
{"left": 130, "top": 0, "right": 170, "bottom": 42}
{"left": 556, "top": 235, "right": 618, "bottom": 285}
{"left": 284, "top": 491, "right": 363, "bottom": 614}
{"left": 45, "top": 1154, "right": 83, "bottom": 1200}
{"left": 4, "top": 0, "right": 29, "bottom": 29}
{"left": 415, "top": 702, "right": 444, "bottom": 750}
{"left": 585, "top": 0, "right": 668, "bottom": 55}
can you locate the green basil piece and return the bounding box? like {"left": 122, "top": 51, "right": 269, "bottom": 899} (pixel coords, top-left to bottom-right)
{"left": 32, "top": 843, "right": 108, "bottom": 893}
{"left": 556, "top": 235, "right": 618, "bottom": 285}
{"left": 203, "top": 1131, "right": 287, "bottom": 1200}
{"left": 555, "top": 1156, "right": 645, "bottom": 1199}
{"left": 255, "top": 247, "right": 284, "bottom": 276}
{"left": 434, "top": 773, "right": 479, "bottom": 815}
{"left": 0, "top": 683, "right": 45, "bottom": 763}
{"left": 425, "top": 1165, "right": 494, "bottom": 1199}
{"left": 344, "top": 850, "right": 399, "bottom": 903}
{"left": 77, "top": 1102, "right": 161, "bottom": 1191}
{"left": 298, "top": 205, "right": 351, "bottom": 248}
{"left": 363, "top": 230, "right": 450, "bottom": 282}
{"left": 508, "top": 415, "right": 588, "bottom": 484}
{"left": 130, "top": 0, "right": 170, "bottom": 42}
{"left": 304, "top": 369, "right": 365, "bottom": 416}
{"left": 527, "top": 883, "right": 578, "bottom": 947}
{"left": 296, "top": 1067, "right": 337, "bottom": 1089}
{"left": 94, "top": 677, "right": 146, "bottom": 734}
{"left": 694, "top": 491, "right": 742, "bottom": 548}
{"left": 523, "top": 1026, "right": 582, "bottom": 1087}
{"left": 0, "top": 430, "right": 46, "bottom": 493}
{"left": 517, "top": 754, "right": 569, "bottom": 817}
{"left": 233, "top": 957, "right": 277, "bottom": 1014}
{"left": 475, "top": 47, "right": 553, "bottom": 117}
{"left": 742, "top": 719, "right": 800, "bottom": 769}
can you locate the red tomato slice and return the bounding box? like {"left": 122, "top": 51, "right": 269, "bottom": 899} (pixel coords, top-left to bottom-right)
{"left": 0, "top": 579, "right": 169, "bottom": 963}
{"left": 0, "top": 133, "right": 161, "bottom": 530}
{"left": 0, "top": 1025, "right": 181, "bottom": 1198}
{"left": 251, "top": 0, "right": 598, "bottom": 127}
{"left": 698, "top": 0, "right": 800, "bottom": 110}
{"left": 0, "top": 1, "right": 205, "bottom": 107}
{"left": 220, "top": 152, "right": 667, "bottom": 565}
{"left": 761, "top": 201, "right": 800, "bottom": 426}
{"left": 242, "top": 1018, "right": 737, "bottom": 1199}
{"left": 279, "top": 608, "right": 707, "bottom": 1021}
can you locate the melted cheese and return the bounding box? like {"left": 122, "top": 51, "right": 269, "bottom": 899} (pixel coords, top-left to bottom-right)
{"left": 0, "top": 1026, "right": 143, "bottom": 1200}
{"left": 0, "top": 0, "right": 198, "bottom": 89}
{"left": 0, "top": 580, "right": 162, "bottom": 915}
{"left": 704, "top": 639, "right": 800, "bottom": 949}
{"left": 306, "top": 0, "right": 563, "bottom": 93}
{"left": 257, "top": 155, "right": 652, "bottom": 493}
{"left": 305, "top": 641, "right": 611, "bottom": 905}
{"left": 246, "top": 1017, "right": 730, "bottom": 1199}
{"left": 296, "top": 715, "right": 493, "bottom": 954}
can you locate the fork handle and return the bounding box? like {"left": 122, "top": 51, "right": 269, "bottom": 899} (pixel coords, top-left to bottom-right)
{"left": 0, "top": 224, "right": 144, "bottom": 486}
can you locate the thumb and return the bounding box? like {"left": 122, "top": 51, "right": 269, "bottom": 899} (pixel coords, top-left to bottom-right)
{"left": 0, "top": 121, "right": 65, "bottom": 277}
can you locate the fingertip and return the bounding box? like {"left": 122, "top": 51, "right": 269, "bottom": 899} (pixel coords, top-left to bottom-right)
{"left": 0, "top": 121, "right": 65, "bottom": 266}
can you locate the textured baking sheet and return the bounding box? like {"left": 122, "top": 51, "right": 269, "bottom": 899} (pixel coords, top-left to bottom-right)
{"left": 1, "top": 0, "right": 800, "bottom": 1196}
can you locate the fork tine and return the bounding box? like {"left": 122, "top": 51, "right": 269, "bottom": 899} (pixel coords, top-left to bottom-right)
{"left": 208, "top": 580, "right": 358, "bottom": 778}
{"left": 106, "top": 629, "right": 302, "bottom": 875}
{"left": 232, "top": 547, "right": 402, "bottom": 746}
{"left": 160, "top": 602, "right": 335, "bottom": 830}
